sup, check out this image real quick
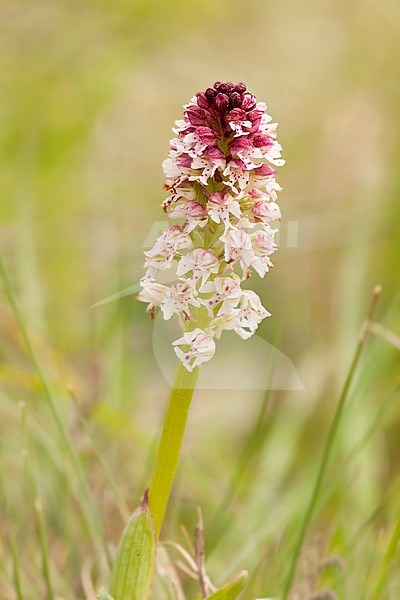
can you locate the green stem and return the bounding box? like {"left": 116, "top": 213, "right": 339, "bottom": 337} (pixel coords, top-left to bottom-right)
{"left": 35, "top": 499, "right": 55, "bottom": 600}
{"left": 371, "top": 518, "right": 400, "bottom": 600}
{"left": 148, "top": 361, "right": 199, "bottom": 537}
{"left": 11, "top": 536, "right": 24, "bottom": 600}
{"left": 281, "top": 286, "right": 381, "bottom": 600}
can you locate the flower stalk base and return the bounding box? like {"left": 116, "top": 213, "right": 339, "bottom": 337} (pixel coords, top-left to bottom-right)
{"left": 148, "top": 361, "right": 199, "bottom": 537}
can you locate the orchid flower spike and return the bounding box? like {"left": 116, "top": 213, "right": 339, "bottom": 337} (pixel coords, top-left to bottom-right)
{"left": 138, "top": 81, "right": 284, "bottom": 372}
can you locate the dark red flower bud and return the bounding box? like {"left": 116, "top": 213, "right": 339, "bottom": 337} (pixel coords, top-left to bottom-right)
{"left": 230, "top": 91, "right": 242, "bottom": 108}
{"left": 214, "top": 93, "right": 230, "bottom": 113}
{"left": 234, "top": 82, "right": 247, "bottom": 94}
{"left": 205, "top": 87, "right": 217, "bottom": 101}
{"left": 214, "top": 81, "right": 223, "bottom": 90}
{"left": 219, "top": 82, "right": 234, "bottom": 94}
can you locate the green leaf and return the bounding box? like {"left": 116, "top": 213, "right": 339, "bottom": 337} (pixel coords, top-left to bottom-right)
{"left": 207, "top": 570, "right": 248, "bottom": 600}
{"left": 110, "top": 493, "right": 156, "bottom": 600}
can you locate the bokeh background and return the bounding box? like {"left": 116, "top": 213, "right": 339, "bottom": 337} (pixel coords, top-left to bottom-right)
{"left": 1, "top": 1, "right": 399, "bottom": 598}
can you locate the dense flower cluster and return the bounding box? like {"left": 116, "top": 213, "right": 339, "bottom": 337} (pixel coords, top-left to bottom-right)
{"left": 138, "top": 82, "right": 284, "bottom": 371}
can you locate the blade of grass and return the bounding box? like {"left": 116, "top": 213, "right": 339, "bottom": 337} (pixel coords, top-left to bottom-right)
{"left": 0, "top": 444, "right": 6, "bottom": 507}
{"left": 207, "top": 570, "right": 247, "bottom": 600}
{"left": 371, "top": 518, "right": 400, "bottom": 600}
{"left": 359, "top": 528, "right": 385, "bottom": 600}
{"left": 209, "top": 333, "right": 280, "bottom": 546}
{"left": 346, "top": 477, "right": 400, "bottom": 560}
{"left": 309, "top": 382, "right": 400, "bottom": 597}
{"left": 35, "top": 499, "right": 55, "bottom": 600}
{"left": 281, "top": 285, "right": 382, "bottom": 600}
{"left": 340, "top": 475, "right": 400, "bottom": 597}
{"left": 313, "top": 383, "right": 400, "bottom": 519}
{"left": 219, "top": 512, "right": 282, "bottom": 583}
{"left": 3, "top": 436, "right": 24, "bottom": 600}
{"left": 11, "top": 535, "right": 24, "bottom": 600}
{"left": 154, "top": 546, "right": 186, "bottom": 600}
{"left": 211, "top": 388, "right": 273, "bottom": 535}
{"left": 0, "top": 255, "right": 112, "bottom": 568}
{"left": 67, "top": 387, "right": 130, "bottom": 523}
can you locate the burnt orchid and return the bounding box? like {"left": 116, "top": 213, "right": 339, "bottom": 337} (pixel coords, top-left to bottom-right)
{"left": 108, "top": 83, "right": 284, "bottom": 600}
{"left": 138, "top": 81, "right": 284, "bottom": 371}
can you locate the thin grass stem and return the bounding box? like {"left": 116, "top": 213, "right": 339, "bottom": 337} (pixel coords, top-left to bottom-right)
{"left": 209, "top": 333, "right": 279, "bottom": 546}
{"left": 0, "top": 255, "right": 112, "bottom": 568}
{"left": 11, "top": 536, "right": 24, "bottom": 600}
{"left": 281, "top": 285, "right": 382, "bottom": 600}
{"left": 314, "top": 383, "right": 400, "bottom": 519}
{"left": 347, "top": 477, "right": 400, "bottom": 555}
{"left": 67, "top": 387, "right": 131, "bottom": 523}
{"left": 35, "top": 499, "right": 55, "bottom": 600}
{"left": 211, "top": 389, "right": 273, "bottom": 536}
{"left": 371, "top": 518, "right": 400, "bottom": 600}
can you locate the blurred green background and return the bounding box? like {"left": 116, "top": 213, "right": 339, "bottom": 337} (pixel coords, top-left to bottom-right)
{"left": 1, "top": 1, "right": 399, "bottom": 598}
